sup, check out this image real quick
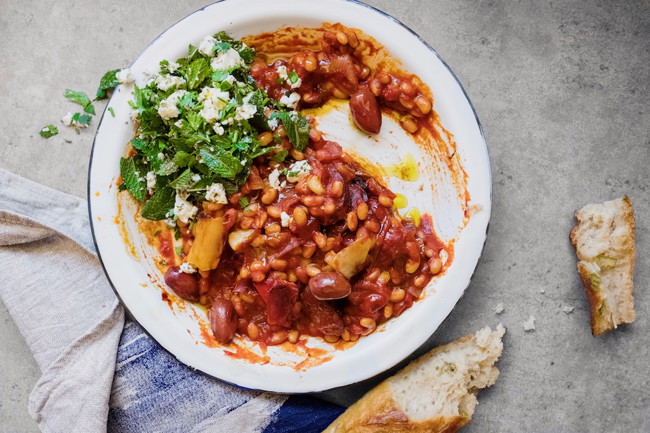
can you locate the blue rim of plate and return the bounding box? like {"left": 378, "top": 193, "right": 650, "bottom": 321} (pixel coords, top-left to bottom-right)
{"left": 87, "top": 0, "right": 492, "bottom": 393}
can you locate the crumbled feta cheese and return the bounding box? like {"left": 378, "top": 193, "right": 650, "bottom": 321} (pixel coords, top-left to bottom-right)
{"left": 198, "top": 35, "right": 216, "bottom": 57}
{"left": 224, "top": 74, "right": 236, "bottom": 85}
{"left": 213, "top": 123, "right": 225, "bottom": 135}
{"left": 562, "top": 305, "right": 575, "bottom": 314}
{"left": 158, "top": 90, "right": 187, "bottom": 120}
{"left": 155, "top": 74, "right": 186, "bottom": 91}
{"left": 174, "top": 193, "right": 198, "bottom": 223}
{"left": 290, "top": 77, "right": 303, "bottom": 89}
{"left": 267, "top": 117, "right": 279, "bottom": 130}
{"left": 280, "top": 211, "right": 292, "bottom": 227}
{"left": 174, "top": 119, "right": 184, "bottom": 128}
{"left": 523, "top": 316, "right": 536, "bottom": 332}
{"left": 494, "top": 303, "right": 505, "bottom": 315}
{"left": 205, "top": 183, "right": 228, "bottom": 204}
{"left": 235, "top": 103, "right": 257, "bottom": 121}
{"left": 145, "top": 171, "right": 156, "bottom": 195}
{"left": 167, "top": 61, "right": 180, "bottom": 73}
{"left": 179, "top": 262, "right": 197, "bottom": 274}
{"left": 276, "top": 65, "right": 288, "bottom": 80}
{"left": 198, "top": 87, "right": 230, "bottom": 123}
{"left": 116, "top": 68, "right": 134, "bottom": 84}
{"left": 279, "top": 92, "right": 301, "bottom": 110}
{"left": 268, "top": 168, "right": 285, "bottom": 190}
{"left": 210, "top": 48, "right": 243, "bottom": 71}
{"left": 191, "top": 174, "right": 201, "bottom": 182}
{"left": 60, "top": 112, "right": 88, "bottom": 128}
{"left": 158, "top": 152, "right": 165, "bottom": 160}
{"left": 286, "top": 160, "right": 311, "bottom": 182}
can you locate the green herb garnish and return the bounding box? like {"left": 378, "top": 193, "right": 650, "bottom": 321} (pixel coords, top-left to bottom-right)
{"left": 64, "top": 89, "right": 96, "bottom": 115}
{"left": 39, "top": 125, "right": 58, "bottom": 138}
{"left": 96, "top": 69, "right": 121, "bottom": 100}
{"left": 108, "top": 107, "right": 115, "bottom": 117}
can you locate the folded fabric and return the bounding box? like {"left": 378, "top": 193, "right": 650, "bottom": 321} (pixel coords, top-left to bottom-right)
{"left": 0, "top": 169, "right": 343, "bottom": 432}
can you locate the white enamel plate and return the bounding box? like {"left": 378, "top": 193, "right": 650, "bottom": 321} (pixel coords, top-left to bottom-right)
{"left": 88, "top": 0, "right": 490, "bottom": 392}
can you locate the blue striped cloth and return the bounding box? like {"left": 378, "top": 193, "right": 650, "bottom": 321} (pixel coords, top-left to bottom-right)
{"left": 109, "top": 321, "right": 344, "bottom": 432}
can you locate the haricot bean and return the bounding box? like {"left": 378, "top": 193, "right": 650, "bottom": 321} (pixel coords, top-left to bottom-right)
{"left": 164, "top": 266, "right": 200, "bottom": 302}
{"left": 308, "top": 272, "right": 352, "bottom": 300}
{"left": 349, "top": 87, "right": 382, "bottom": 134}
{"left": 209, "top": 298, "right": 238, "bottom": 344}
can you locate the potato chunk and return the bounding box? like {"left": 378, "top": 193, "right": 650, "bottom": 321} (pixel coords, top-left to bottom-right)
{"left": 187, "top": 216, "right": 227, "bottom": 271}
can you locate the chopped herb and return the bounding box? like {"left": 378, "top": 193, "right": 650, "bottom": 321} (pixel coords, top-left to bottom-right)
{"left": 239, "top": 197, "right": 249, "bottom": 208}
{"left": 271, "top": 149, "right": 288, "bottom": 162}
{"left": 174, "top": 246, "right": 182, "bottom": 256}
{"left": 39, "top": 124, "right": 58, "bottom": 138}
{"left": 64, "top": 89, "right": 96, "bottom": 115}
{"left": 141, "top": 186, "right": 176, "bottom": 221}
{"left": 96, "top": 69, "right": 121, "bottom": 100}
{"left": 71, "top": 112, "right": 92, "bottom": 126}
{"left": 288, "top": 71, "right": 299, "bottom": 84}
{"left": 270, "top": 112, "right": 310, "bottom": 151}
{"left": 108, "top": 107, "right": 115, "bottom": 117}
{"left": 119, "top": 157, "right": 147, "bottom": 201}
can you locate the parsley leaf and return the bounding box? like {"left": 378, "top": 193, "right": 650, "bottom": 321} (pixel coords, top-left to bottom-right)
{"left": 39, "top": 124, "right": 58, "bottom": 138}
{"left": 288, "top": 71, "right": 299, "bottom": 84}
{"left": 271, "top": 149, "right": 288, "bottom": 162}
{"left": 271, "top": 112, "right": 310, "bottom": 151}
{"left": 71, "top": 113, "right": 92, "bottom": 125}
{"left": 185, "top": 58, "right": 211, "bottom": 90}
{"left": 119, "top": 157, "right": 147, "bottom": 201}
{"left": 96, "top": 69, "right": 120, "bottom": 100}
{"left": 141, "top": 186, "right": 176, "bottom": 220}
{"left": 200, "top": 148, "right": 243, "bottom": 180}
{"left": 64, "top": 89, "right": 96, "bottom": 115}
{"left": 239, "top": 197, "right": 249, "bottom": 208}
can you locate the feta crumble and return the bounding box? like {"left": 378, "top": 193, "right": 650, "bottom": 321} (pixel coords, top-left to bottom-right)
{"left": 213, "top": 123, "right": 225, "bottom": 135}
{"left": 276, "top": 65, "right": 288, "bottom": 80}
{"left": 279, "top": 92, "right": 300, "bottom": 110}
{"left": 235, "top": 103, "right": 257, "bottom": 121}
{"left": 267, "top": 117, "right": 279, "bottom": 130}
{"left": 179, "top": 262, "right": 197, "bottom": 274}
{"left": 205, "top": 183, "right": 228, "bottom": 204}
{"left": 174, "top": 193, "right": 198, "bottom": 223}
{"left": 116, "top": 68, "right": 134, "bottom": 84}
{"left": 268, "top": 168, "right": 286, "bottom": 190}
{"left": 155, "top": 74, "right": 186, "bottom": 91}
{"left": 158, "top": 90, "right": 187, "bottom": 120}
{"left": 198, "top": 35, "right": 216, "bottom": 57}
{"left": 280, "top": 211, "right": 292, "bottom": 227}
{"left": 562, "top": 305, "right": 575, "bottom": 314}
{"left": 494, "top": 303, "right": 505, "bottom": 314}
{"left": 523, "top": 316, "right": 536, "bottom": 332}
{"left": 167, "top": 61, "right": 180, "bottom": 73}
{"left": 191, "top": 174, "right": 201, "bottom": 182}
{"left": 145, "top": 171, "right": 156, "bottom": 195}
{"left": 198, "top": 87, "right": 230, "bottom": 123}
{"left": 287, "top": 160, "right": 311, "bottom": 182}
{"left": 211, "top": 48, "right": 244, "bottom": 71}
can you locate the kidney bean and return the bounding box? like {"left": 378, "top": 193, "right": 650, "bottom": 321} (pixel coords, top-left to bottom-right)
{"left": 164, "top": 266, "right": 200, "bottom": 302}
{"left": 209, "top": 298, "right": 238, "bottom": 344}
{"left": 301, "top": 288, "right": 345, "bottom": 336}
{"left": 308, "top": 272, "right": 352, "bottom": 300}
{"left": 349, "top": 88, "right": 382, "bottom": 134}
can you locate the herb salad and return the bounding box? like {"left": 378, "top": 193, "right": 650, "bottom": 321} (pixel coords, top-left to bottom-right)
{"left": 120, "top": 32, "right": 309, "bottom": 224}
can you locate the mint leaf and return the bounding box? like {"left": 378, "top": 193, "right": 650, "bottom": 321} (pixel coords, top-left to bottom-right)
{"left": 239, "top": 47, "right": 256, "bottom": 64}
{"left": 119, "top": 157, "right": 147, "bottom": 201}
{"left": 271, "top": 112, "right": 310, "bottom": 151}
{"left": 130, "top": 138, "right": 147, "bottom": 151}
{"left": 185, "top": 58, "right": 211, "bottom": 90}
{"left": 168, "top": 168, "right": 194, "bottom": 190}
{"left": 288, "top": 71, "right": 299, "bottom": 84}
{"left": 64, "top": 89, "right": 96, "bottom": 115}
{"left": 214, "top": 41, "right": 231, "bottom": 53}
{"left": 72, "top": 112, "right": 92, "bottom": 125}
{"left": 141, "top": 186, "right": 175, "bottom": 220}
{"left": 212, "top": 70, "right": 229, "bottom": 82}
{"left": 39, "top": 124, "right": 58, "bottom": 138}
{"left": 239, "top": 197, "right": 249, "bottom": 208}
{"left": 200, "top": 148, "right": 242, "bottom": 179}
{"left": 108, "top": 107, "right": 115, "bottom": 117}
{"left": 96, "top": 69, "right": 120, "bottom": 99}
{"left": 174, "top": 151, "right": 196, "bottom": 168}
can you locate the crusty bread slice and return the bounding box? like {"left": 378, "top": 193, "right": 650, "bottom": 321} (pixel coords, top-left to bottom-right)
{"left": 323, "top": 325, "right": 506, "bottom": 433}
{"left": 570, "top": 196, "right": 636, "bottom": 336}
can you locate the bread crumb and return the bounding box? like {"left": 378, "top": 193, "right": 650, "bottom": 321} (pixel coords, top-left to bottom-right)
{"left": 494, "top": 303, "right": 505, "bottom": 314}
{"left": 523, "top": 316, "right": 536, "bottom": 332}
{"left": 562, "top": 305, "right": 575, "bottom": 314}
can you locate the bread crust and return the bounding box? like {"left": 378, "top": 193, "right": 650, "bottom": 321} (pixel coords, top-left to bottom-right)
{"left": 570, "top": 196, "right": 636, "bottom": 336}
{"left": 323, "top": 328, "right": 504, "bottom": 433}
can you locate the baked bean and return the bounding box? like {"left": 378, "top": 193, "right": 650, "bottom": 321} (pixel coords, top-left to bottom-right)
{"left": 305, "top": 265, "right": 321, "bottom": 277}
{"left": 378, "top": 195, "right": 393, "bottom": 207}
{"left": 258, "top": 131, "right": 274, "bottom": 146}
{"left": 357, "top": 202, "right": 369, "bottom": 220}
{"left": 330, "top": 180, "right": 344, "bottom": 197}
{"left": 270, "top": 330, "right": 288, "bottom": 345}
{"left": 360, "top": 317, "right": 376, "bottom": 328}
{"left": 302, "top": 243, "right": 317, "bottom": 258}
{"left": 401, "top": 117, "right": 418, "bottom": 133}
{"left": 247, "top": 322, "right": 260, "bottom": 339}
{"left": 415, "top": 95, "right": 432, "bottom": 115}
{"left": 287, "top": 330, "right": 300, "bottom": 343}
{"left": 261, "top": 188, "right": 277, "bottom": 204}
{"left": 304, "top": 55, "right": 318, "bottom": 72}
{"left": 267, "top": 205, "right": 282, "bottom": 218}
{"left": 324, "top": 334, "right": 339, "bottom": 343}
{"left": 209, "top": 298, "right": 238, "bottom": 344}
{"left": 270, "top": 259, "right": 287, "bottom": 271}
{"left": 347, "top": 30, "right": 359, "bottom": 48}
{"left": 400, "top": 96, "right": 414, "bottom": 109}
{"left": 399, "top": 80, "right": 416, "bottom": 96}
{"left": 302, "top": 195, "right": 324, "bottom": 206}
{"left": 349, "top": 88, "right": 382, "bottom": 134}
{"left": 164, "top": 266, "right": 200, "bottom": 302}
{"left": 323, "top": 200, "right": 337, "bottom": 215}
{"left": 336, "top": 31, "right": 348, "bottom": 45}
{"left": 265, "top": 223, "right": 281, "bottom": 235}
{"left": 308, "top": 176, "right": 325, "bottom": 195}
{"left": 390, "top": 288, "right": 406, "bottom": 303}
{"left": 429, "top": 257, "right": 443, "bottom": 275}
{"left": 308, "top": 272, "right": 352, "bottom": 300}
{"left": 346, "top": 211, "right": 358, "bottom": 231}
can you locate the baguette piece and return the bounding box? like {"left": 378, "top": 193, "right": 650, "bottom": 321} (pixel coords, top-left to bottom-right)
{"left": 570, "top": 196, "right": 636, "bottom": 336}
{"left": 323, "top": 325, "right": 506, "bottom": 433}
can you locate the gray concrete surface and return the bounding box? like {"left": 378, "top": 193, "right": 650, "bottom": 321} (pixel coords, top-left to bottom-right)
{"left": 1, "top": 0, "right": 648, "bottom": 431}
